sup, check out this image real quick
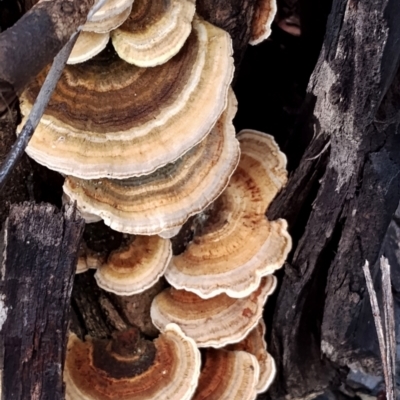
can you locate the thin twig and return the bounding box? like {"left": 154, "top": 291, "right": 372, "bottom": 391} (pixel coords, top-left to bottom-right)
{"left": 380, "top": 256, "right": 396, "bottom": 400}
{"left": 362, "top": 260, "right": 389, "bottom": 391}
{"left": 0, "top": 0, "right": 109, "bottom": 191}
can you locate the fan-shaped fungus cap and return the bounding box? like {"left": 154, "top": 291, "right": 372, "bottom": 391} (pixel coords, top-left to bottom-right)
{"left": 165, "top": 130, "right": 290, "bottom": 298}
{"left": 249, "top": 0, "right": 277, "bottom": 45}
{"left": 64, "top": 323, "right": 201, "bottom": 400}
{"left": 94, "top": 235, "right": 172, "bottom": 295}
{"left": 192, "top": 348, "right": 259, "bottom": 400}
{"left": 19, "top": 18, "right": 234, "bottom": 179}
{"left": 83, "top": 0, "right": 134, "bottom": 33}
{"left": 111, "top": 0, "right": 196, "bottom": 67}
{"left": 150, "top": 276, "right": 276, "bottom": 348}
{"left": 63, "top": 90, "right": 239, "bottom": 235}
{"left": 226, "top": 320, "right": 276, "bottom": 393}
{"left": 68, "top": 31, "right": 110, "bottom": 65}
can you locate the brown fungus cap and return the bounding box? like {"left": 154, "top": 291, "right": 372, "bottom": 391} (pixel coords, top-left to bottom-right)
{"left": 249, "top": 0, "right": 277, "bottom": 45}
{"left": 150, "top": 276, "right": 277, "bottom": 348}
{"left": 165, "top": 129, "right": 291, "bottom": 298}
{"left": 63, "top": 90, "right": 239, "bottom": 235}
{"left": 64, "top": 324, "right": 201, "bottom": 400}
{"left": 83, "top": 0, "right": 134, "bottom": 33}
{"left": 192, "top": 348, "right": 259, "bottom": 400}
{"left": 68, "top": 31, "right": 110, "bottom": 65}
{"left": 94, "top": 235, "right": 172, "bottom": 295}
{"left": 111, "top": 0, "right": 196, "bottom": 67}
{"left": 226, "top": 320, "right": 276, "bottom": 393}
{"left": 19, "top": 18, "right": 233, "bottom": 179}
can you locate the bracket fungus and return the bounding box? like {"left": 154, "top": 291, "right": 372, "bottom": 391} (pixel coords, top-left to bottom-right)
{"left": 63, "top": 91, "right": 240, "bottom": 235}
{"left": 68, "top": 31, "right": 110, "bottom": 65}
{"left": 150, "top": 276, "right": 277, "bottom": 348}
{"left": 226, "top": 320, "right": 276, "bottom": 393}
{"left": 94, "top": 235, "right": 172, "bottom": 296}
{"left": 192, "top": 349, "right": 260, "bottom": 400}
{"left": 111, "top": 0, "right": 196, "bottom": 67}
{"left": 165, "top": 130, "right": 291, "bottom": 298}
{"left": 19, "top": 17, "right": 234, "bottom": 179}
{"left": 83, "top": 0, "right": 135, "bottom": 33}
{"left": 249, "top": 0, "right": 277, "bottom": 45}
{"left": 64, "top": 324, "right": 201, "bottom": 400}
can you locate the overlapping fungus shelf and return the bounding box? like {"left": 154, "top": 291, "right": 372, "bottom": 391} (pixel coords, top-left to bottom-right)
{"left": 64, "top": 324, "right": 200, "bottom": 400}
{"left": 165, "top": 130, "right": 291, "bottom": 298}
{"left": 19, "top": 18, "right": 233, "bottom": 179}
{"left": 111, "top": 0, "right": 196, "bottom": 67}
{"left": 150, "top": 276, "right": 277, "bottom": 348}
{"left": 63, "top": 90, "right": 239, "bottom": 235}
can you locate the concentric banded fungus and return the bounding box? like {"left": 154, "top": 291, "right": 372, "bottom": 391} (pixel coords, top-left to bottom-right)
{"left": 192, "top": 349, "right": 259, "bottom": 400}
{"left": 83, "top": 0, "right": 135, "bottom": 33}
{"left": 63, "top": 90, "right": 239, "bottom": 235}
{"left": 226, "top": 320, "right": 276, "bottom": 393}
{"left": 150, "top": 276, "right": 277, "bottom": 348}
{"left": 64, "top": 324, "right": 201, "bottom": 399}
{"left": 94, "top": 235, "right": 172, "bottom": 295}
{"left": 111, "top": 0, "right": 196, "bottom": 67}
{"left": 249, "top": 0, "right": 277, "bottom": 45}
{"left": 19, "top": 18, "right": 234, "bottom": 179}
{"left": 68, "top": 31, "right": 110, "bottom": 65}
{"left": 165, "top": 129, "right": 290, "bottom": 298}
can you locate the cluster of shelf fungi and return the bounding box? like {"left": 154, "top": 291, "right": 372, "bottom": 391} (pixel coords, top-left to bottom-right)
{"left": 1, "top": 0, "right": 400, "bottom": 398}
{"left": 2, "top": 0, "right": 294, "bottom": 399}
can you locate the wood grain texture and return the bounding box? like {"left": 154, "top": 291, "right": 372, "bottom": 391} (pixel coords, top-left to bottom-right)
{"left": 0, "top": 202, "right": 84, "bottom": 399}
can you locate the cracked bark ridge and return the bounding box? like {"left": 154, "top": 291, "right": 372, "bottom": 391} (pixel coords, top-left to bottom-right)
{"left": 264, "top": 0, "right": 400, "bottom": 398}
{"left": 0, "top": 0, "right": 95, "bottom": 114}
{"left": 0, "top": 202, "right": 84, "bottom": 400}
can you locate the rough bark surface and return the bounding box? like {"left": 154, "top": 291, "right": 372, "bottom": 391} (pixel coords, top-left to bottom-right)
{"left": 0, "top": 202, "right": 84, "bottom": 400}
{"left": 264, "top": 0, "right": 400, "bottom": 398}
{"left": 0, "top": 0, "right": 95, "bottom": 114}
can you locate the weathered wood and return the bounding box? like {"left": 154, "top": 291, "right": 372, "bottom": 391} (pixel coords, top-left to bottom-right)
{"left": 0, "top": 0, "right": 95, "bottom": 114}
{"left": 0, "top": 202, "right": 84, "bottom": 400}
{"left": 264, "top": 0, "right": 400, "bottom": 397}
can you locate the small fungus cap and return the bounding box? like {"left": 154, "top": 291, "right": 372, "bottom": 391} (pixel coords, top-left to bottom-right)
{"left": 94, "top": 235, "right": 172, "bottom": 295}
{"left": 111, "top": 0, "right": 196, "bottom": 67}
{"left": 249, "top": 0, "right": 277, "bottom": 45}
{"left": 192, "top": 349, "right": 260, "bottom": 400}
{"left": 67, "top": 31, "right": 110, "bottom": 65}
{"left": 63, "top": 90, "right": 240, "bottom": 235}
{"left": 226, "top": 320, "right": 276, "bottom": 393}
{"left": 165, "top": 130, "right": 291, "bottom": 298}
{"left": 20, "top": 17, "right": 234, "bottom": 179}
{"left": 82, "top": 0, "right": 134, "bottom": 33}
{"left": 64, "top": 323, "right": 201, "bottom": 400}
{"left": 150, "top": 276, "right": 277, "bottom": 348}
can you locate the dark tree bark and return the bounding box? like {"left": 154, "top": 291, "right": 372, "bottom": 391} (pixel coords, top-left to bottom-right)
{"left": 264, "top": 0, "right": 400, "bottom": 397}
{"left": 0, "top": 0, "right": 95, "bottom": 114}
{"left": 0, "top": 202, "right": 84, "bottom": 400}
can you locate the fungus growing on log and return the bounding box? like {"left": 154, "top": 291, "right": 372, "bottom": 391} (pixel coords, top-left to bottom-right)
{"left": 18, "top": 18, "right": 234, "bottom": 179}
{"left": 192, "top": 348, "right": 260, "bottom": 400}
{"left": 226, "top": 320, "right": 276, "bottom": 393}
{"left": 165, "top": 130, "right": 291, "bottom": 298}
{"left": 249, "top": 0, "right": 277, "bottom": 45}
{"left": 150, "top": 276, "right": 277, "bottom": 348}
{"left": 64, "top": 324, "right": 201, "bottom": 399}
{"left": 83, "top": 0, "right": 134, "bottom": 33}
{"left": 94, "top": 235, "right": 172, "bottom": 295}
{"left": 67, "top": 31, "right": 110, "bottom": 65}
{"left": 63, "top": 90, "right": 239, "bottom": 235}
{"left": 111, "top": 0, "right": 196, "bottom": 67}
